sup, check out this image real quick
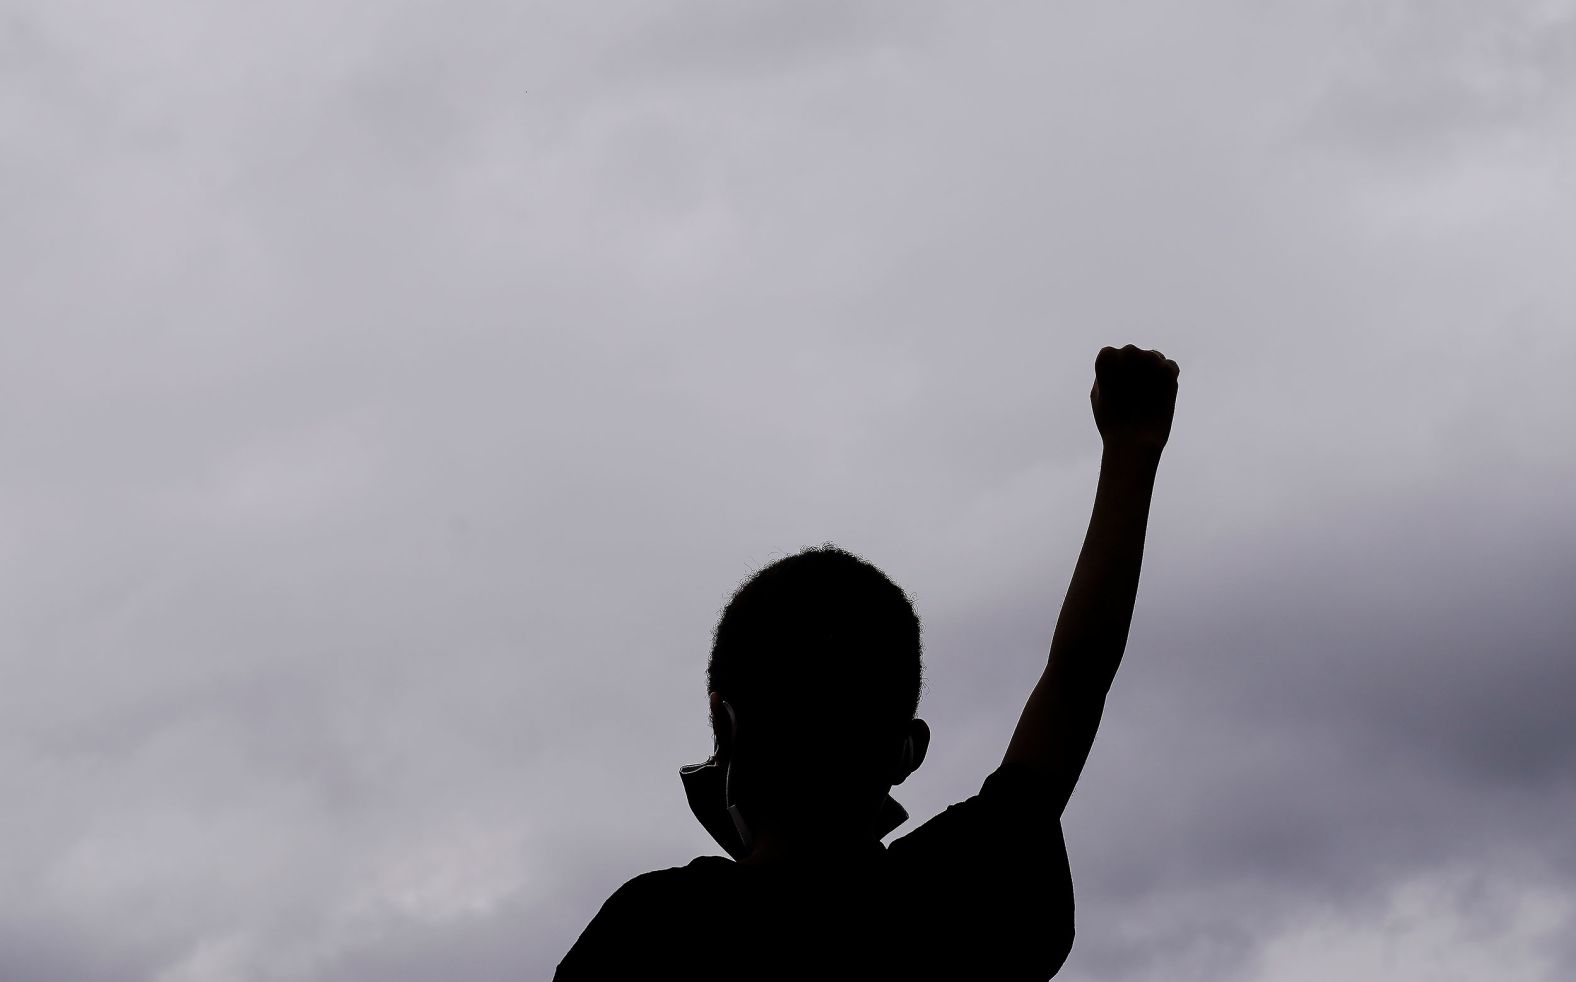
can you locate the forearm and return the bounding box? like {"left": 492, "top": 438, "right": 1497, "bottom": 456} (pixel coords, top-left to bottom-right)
{"left": 1049, "top": 444, "right": 1159, "bottom": 690}
{"left": 1003, "top": 444, "right": 1160, "bottom": 806}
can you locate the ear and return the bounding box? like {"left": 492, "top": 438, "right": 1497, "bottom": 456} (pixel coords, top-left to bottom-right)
{"left": 891, "top": 718, "right": 931, "bottom": 786}
{"left": 708, "top": 691, "right": 737, "bottom": 758}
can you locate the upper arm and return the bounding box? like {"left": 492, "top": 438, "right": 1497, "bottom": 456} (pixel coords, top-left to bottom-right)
{"left": 1002, "top": 658, "right": 1110, "bottom": 815}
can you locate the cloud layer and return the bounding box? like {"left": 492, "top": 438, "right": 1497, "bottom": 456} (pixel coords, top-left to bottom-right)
{"left": 2, "top": 2, "right": 1573, "bottom": 979}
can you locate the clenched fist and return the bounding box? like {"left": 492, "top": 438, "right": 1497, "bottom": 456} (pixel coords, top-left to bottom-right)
{"left": 1091, "top": 345, "right": 1179, "bottom": 454}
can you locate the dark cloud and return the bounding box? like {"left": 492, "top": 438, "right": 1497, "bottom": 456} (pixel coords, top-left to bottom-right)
{"left": 1, "top": 1, "right": 1572, "bottom": 980}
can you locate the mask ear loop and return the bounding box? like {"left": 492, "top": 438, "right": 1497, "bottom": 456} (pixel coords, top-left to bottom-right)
{"left": 867, "top": 733, "right": 914, "bottom": 839}
{"left": 690, "top": 702, "right": 914, "bottom": 854}
{"left": 721, "top": 700, "right": 754, "bottom": 856}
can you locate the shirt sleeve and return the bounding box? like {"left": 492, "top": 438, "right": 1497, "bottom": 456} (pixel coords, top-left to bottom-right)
{"left": 884, "top": 762, "right": 1077, "bottom": 980}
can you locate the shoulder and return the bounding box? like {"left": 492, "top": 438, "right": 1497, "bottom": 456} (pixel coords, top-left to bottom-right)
{"left": 881, "top": 764, "right": 1077, "bottom": 978}
{"left": 890, "top": 762, "right": 1066, "bottom": 855}
{"left": 555, "top": 861, "right": 721, "bottom": 980}
{"left": 602, "top": 858, "right": 722, "bottom": 911}
{"left": 978, "top": 760, "right": 1066, "bottom": 812}
{"left": 575, "top": 857, "right": 733, "bottom": 933}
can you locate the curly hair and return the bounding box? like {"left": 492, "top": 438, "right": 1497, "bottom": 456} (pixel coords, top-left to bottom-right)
{"left": 706, "top": 544, "right": 923, "bottom": 754}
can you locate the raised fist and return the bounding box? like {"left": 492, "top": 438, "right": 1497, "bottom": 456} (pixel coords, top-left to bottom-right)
{"left": 1090, "top": 345, "right": 1179, "bottom": 454}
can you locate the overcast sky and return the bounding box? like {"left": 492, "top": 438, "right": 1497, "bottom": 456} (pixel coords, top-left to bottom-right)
{"left": 3, "top": 2, "right": 1574, "bottom": 979}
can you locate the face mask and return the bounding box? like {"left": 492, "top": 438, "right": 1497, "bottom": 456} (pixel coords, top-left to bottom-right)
{"left": 678, "top": 700, "right": 912, "bottom": 860}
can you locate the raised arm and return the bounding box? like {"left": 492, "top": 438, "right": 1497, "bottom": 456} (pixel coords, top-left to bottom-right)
{"left": 1003, "top": 344, "right": 1179, "bottom": 814}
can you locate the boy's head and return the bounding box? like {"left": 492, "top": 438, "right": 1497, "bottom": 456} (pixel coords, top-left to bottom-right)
{"left": 705, "top": 544, "right": 929, "bottom": 834}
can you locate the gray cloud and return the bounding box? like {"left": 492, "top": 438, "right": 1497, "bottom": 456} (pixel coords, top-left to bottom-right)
{"left": 1307, "top": 1, "right": 1576, "bottom": 157}
{"left": 2, "top": 1, "right": 1573, "bottom": 980}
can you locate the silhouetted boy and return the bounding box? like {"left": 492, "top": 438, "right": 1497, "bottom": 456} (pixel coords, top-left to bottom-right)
{"left": 555, "top": 345, "right": 1179, "bottom": 980}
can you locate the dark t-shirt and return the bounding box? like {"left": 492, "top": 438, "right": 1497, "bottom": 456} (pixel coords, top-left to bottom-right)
{"left": 554, "top": 763, "right": 1075, "bottom": 981}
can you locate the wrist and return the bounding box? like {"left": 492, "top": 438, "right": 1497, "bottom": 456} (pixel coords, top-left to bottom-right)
{"left": 1100, "top": 441, "right": 1163, "bottom": 471}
